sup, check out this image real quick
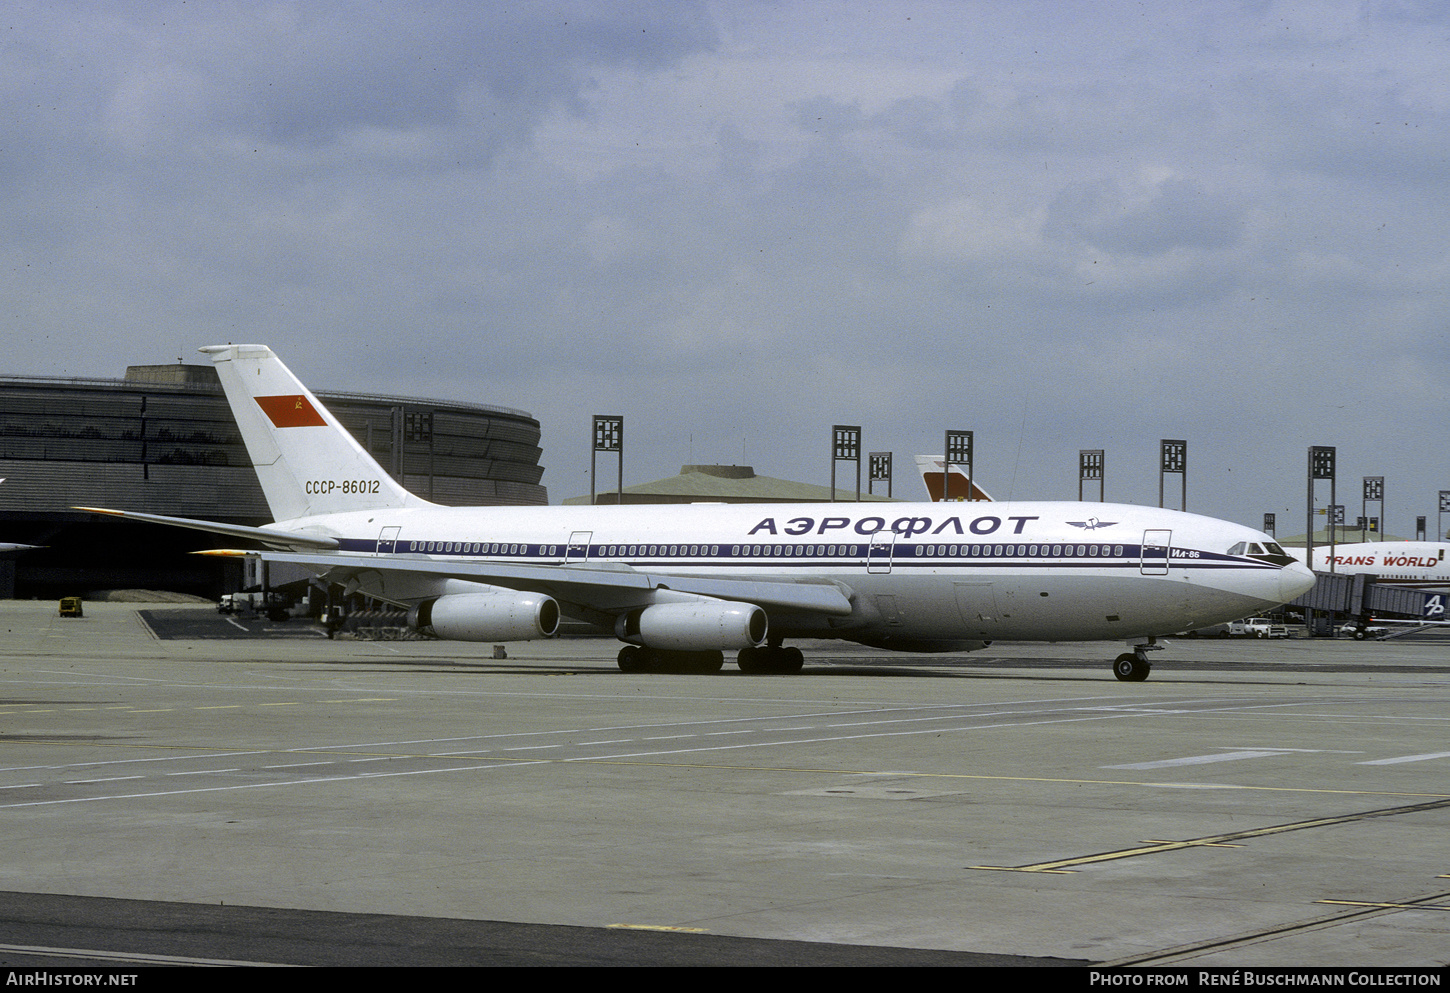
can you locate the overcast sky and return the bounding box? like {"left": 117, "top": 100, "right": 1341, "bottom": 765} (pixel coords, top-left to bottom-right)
{"left": 4, "top": 1, "right": 1447, "bottom": 534}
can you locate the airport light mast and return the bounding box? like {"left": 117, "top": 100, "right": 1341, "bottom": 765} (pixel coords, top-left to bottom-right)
{"left": 1158, "top": 440, "right": 1186, "bottom": 511}
{"left": 944, "top": 430, "right": 973, "bottom": 502}
{"left": 1079, "top": 450, "right": 1104, "bottom": 502}
{"left": 1306, "top": 446, "right": 1336, "bottom": 638}
{"left": 591, "top": 415, "right": 624, "bottom": 505}
{"left": 830, "top": 425, "right": 861, "bottom": 502}
{"left": 868, "top": 452, "right": 892, "bottom": 499}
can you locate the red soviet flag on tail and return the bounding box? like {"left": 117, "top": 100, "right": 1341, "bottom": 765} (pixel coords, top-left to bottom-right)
{"left": 254, "top": 394, "right": 328, "bottom": 428}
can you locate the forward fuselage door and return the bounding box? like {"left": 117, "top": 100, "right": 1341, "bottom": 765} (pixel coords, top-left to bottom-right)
{"left": 1140, "top": 529, "right": 1172, "bottom": 575}
{"left": 566, "top": 531, "right": 592, "bottom": 565}
{"left": 376, "top": 526, "right": 401, "bottom": 556}
{"left": 867, "top": 529, "right": 896, "bottom": 574}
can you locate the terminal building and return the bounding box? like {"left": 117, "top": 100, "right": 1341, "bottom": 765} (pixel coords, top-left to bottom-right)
{"left": 0, "top": 362, "right": 547, "bottom": 599}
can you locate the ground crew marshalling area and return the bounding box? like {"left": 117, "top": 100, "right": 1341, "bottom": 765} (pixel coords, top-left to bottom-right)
{"left": 0, "top": 601, "right": 1447, "bottom": 967}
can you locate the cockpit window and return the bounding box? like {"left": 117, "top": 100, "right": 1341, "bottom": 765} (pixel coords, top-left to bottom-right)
{"left": 1231, "top": 539, "right": 1296, "bottom": 567}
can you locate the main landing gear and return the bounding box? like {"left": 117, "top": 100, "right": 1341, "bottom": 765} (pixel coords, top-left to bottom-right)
{"left": 617, "top": 645, "right": 725, "bottom": 674}
{"left": 1112, "top": 640, "right": 1163, "bottom": 682}
{"left": 614, "top": 644, "right": 804, "bottom": 675}
{"left": 736, "top": 645, "right": 804, "bottom": 675}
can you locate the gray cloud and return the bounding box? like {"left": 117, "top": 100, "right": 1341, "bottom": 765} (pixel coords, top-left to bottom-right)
{"left": 2, "top": 1, "right": 1447, "bottom": 531}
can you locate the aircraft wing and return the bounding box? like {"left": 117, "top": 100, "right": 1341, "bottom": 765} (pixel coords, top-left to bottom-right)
{"left": 80, "top": 502, "right": 851, "bottom": 621}
{"left": 198, "top": 548, "right": 855, "bottom": 619}
{"left": 75, "top": 507, "right": 341, "bottom": 551}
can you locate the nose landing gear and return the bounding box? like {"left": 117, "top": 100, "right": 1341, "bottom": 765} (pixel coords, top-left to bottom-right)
{"left": 1113, "top": 639, "right": 1163, "bottom": 682}
{"left": 1113, "top": 652, "right": 1150, "bottom": 681}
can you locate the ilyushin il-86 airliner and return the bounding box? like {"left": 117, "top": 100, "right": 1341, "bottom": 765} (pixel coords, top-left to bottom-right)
{"left": 80, "top": 345, "right": 1315, "bottom": 682}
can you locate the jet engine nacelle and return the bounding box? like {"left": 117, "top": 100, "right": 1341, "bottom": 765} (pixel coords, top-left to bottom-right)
{"left": 409, "top": 592, "right": 560, "bottom": 642}
{"left": 616, "top": 601, "right": 768, "bottom": 651}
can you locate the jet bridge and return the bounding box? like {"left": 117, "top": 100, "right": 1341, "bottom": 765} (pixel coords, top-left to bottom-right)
{"left": 1290, "top": 571, "right": 1446, "bottom": 627}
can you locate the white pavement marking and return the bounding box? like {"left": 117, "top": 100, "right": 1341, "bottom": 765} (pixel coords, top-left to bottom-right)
{"left": 1104, "top": 749, "right": 1296, "bottom": 770}
{"left": 1358, "top": 751, "right": 1450, "bottom": 765}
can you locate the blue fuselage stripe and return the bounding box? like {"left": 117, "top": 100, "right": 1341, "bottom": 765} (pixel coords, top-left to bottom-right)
{"left": 336, "top": 537, "right": 1282, "bottom": 574}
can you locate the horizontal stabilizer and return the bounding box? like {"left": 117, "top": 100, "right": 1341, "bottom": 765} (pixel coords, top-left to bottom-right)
{"left": 74, "top": 507, "right": 340, "bottom": 551}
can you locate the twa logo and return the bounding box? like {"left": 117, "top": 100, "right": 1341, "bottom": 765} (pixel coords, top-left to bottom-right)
{"left": 255, "top": 394, "right": 327, "bottom": 428}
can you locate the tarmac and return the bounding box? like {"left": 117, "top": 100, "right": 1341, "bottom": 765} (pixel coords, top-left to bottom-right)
{"left": 0, "top": 600, "right": 1447, "bottom": 968}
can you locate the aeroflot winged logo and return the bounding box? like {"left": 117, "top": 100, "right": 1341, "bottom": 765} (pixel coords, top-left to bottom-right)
{"left": 1068, "top": 517, "right": 1119, "bottom": 531}
{"left": 255, "top": 395, "right": 328, "bottom": 429}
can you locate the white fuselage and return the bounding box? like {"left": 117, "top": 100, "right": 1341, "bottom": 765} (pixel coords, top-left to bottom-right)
{"left": 1294, "top": 542, "right": 1450, "bottom": 595}
{"left": 284, "top": 499, "right": 1314, "bottom": 647}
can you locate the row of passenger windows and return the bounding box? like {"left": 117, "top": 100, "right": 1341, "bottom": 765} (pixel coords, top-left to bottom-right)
{"left": 410, "top": 541, "right": 542, "bottom": 555}
{"left": 920, "top": 543, "right": 1123, "bottom": 558}
{"left": 406, "top": 540, "right": 1127, "bottom": 559}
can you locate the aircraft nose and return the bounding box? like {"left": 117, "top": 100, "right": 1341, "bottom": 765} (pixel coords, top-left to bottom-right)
{"left": 1280, "top": 560, "right": 1316, "bottom": 603}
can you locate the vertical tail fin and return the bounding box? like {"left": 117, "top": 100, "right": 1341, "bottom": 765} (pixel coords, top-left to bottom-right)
{"left": 202, "top": 344, "right": 430, "bottom": 521}
{"left": 914, "top": 455, "right": 993, "bottom": 502}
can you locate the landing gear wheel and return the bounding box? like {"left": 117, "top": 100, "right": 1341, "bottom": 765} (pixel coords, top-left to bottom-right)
{"left": 736, "top": 645, "right": 803, "bottom": 674}
{"left": 737, "top": 646, "right": 766, "bottom": 674}
{"left": 618, "top": 647, "right": 725, "bottom": 674}
{"left": 684, "top": 650, "right": 725, "bottom": 674}
{"left": 618, "top": 645, "right": 647, "bottom": 673}
{"left": 1113, "top": 653, "right": 1151, "bottom": 682}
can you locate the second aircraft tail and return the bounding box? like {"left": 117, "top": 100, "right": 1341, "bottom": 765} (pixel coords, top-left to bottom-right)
{"left": 914, "top": 455, "right": 993, "bottom": 502}
{"left": 201, "top": 344, "right": 431, "bottom": 521}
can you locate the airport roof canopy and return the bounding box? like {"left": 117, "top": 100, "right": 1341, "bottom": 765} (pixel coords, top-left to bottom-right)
{"left": 1277, "top": 530, "right": 1413, "bottom": 547}
{"left": 563, "top": 464, "right": 898, "bottom": 505}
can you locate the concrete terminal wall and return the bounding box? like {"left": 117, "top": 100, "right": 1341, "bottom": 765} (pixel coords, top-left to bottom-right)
{"left": 0, "top": 366, "right": 548, "bottom": 598}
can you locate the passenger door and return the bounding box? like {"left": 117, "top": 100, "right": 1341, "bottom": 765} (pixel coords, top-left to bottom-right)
{"left": 566, "top": 531, "right": 592, "bottom": 565}
{"left": 376, "top": 526, "right": 400, "bottom": 556}
{"left": 867, "top": 530, "right": 895, "bottom": 574}
{"left": 1140, "top": 530, "right": 1171, "bottom": 575}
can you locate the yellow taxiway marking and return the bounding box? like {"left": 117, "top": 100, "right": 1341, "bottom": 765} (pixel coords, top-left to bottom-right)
{"left": 1318, "top": 899, "right": 1450, "bottom": 912}
{"left": 971, "top": 797, "right": 1450, "bottom": 873}
{"left": 607, "top": 924, "right": 709, "bottom": 933}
